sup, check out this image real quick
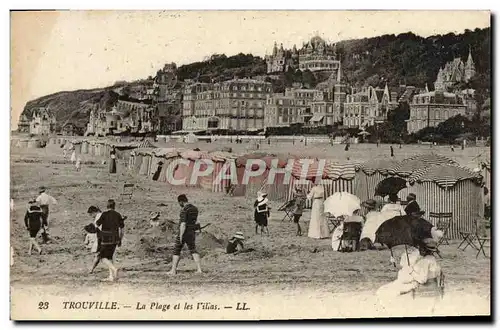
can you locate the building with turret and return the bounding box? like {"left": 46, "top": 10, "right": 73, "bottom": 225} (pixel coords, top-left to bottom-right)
{"left": 434, "top": 49, "right": 476, "bottom": 91}
{"left": 343, "top": 84, "right": 399, "bottom": 128}
{"left": 85, "top": 100, "right": 157, "bottom": 136}
{"left": 17, "top": 113, "right": 30, "bottom": 133}
{"left": 29, "top": 107, "right": 56, "bottom": 135}
{"left": 265, "top": 42, "right": 298, "bottom": 73}
{"left": 265, "top": 35, "right": 341, "bottom": 74}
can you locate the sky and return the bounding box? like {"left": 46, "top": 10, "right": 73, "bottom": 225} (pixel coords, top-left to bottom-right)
{"left": 10, "top": 10, "right": 490, "bottom": 129}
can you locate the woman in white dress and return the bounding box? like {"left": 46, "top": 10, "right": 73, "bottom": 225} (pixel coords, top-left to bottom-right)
{"left": 307, "top": 183, "right": 330, "bottom": 239}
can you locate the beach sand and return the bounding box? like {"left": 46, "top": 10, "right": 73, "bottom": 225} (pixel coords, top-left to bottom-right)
{"left": 9, "top": 141, "right": 490, "bottom": 319}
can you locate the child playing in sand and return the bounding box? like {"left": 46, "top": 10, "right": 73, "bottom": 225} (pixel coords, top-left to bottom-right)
{"left": 226, "top": 232, "right": 245, "bottom": 254}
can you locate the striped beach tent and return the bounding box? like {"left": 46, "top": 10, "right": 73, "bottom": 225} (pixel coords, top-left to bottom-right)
{"left": 388, "top": 154, "right": 457, "bottom": 177}
{"left": 287, "top": 158, "right": 328, "bottom": 208}
{"left": 353, "top": 158, "right": 402, "bottom": 203}
{"left": 245, "top": 155, "right": 291, "bottom": 200}
{"left": 201, "top": 151, "right": 238, "bottom": 193}
{"left": 232, "top": 152, "right": 274, "bottom": 197}
{"left": 173, "top": 150, "right": 210, "bottom": 187}
{"left": 407, "top": 164, "right": 483, "bottom": 239}
{"left": 156, "top": 148, "right": 184, "bottom": 183}
{"left": 135, "top": 148, "right": 155, "bottom": 175}
{"left": 321, "top": 160, "right": 359, "bottom": 197}
{"left": 258, "top": 154, "right": 299, "bottom": 202}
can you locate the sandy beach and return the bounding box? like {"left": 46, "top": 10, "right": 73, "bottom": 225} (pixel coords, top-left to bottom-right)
{"left": 9, "top": 140, "right": 491, "bottom": 319}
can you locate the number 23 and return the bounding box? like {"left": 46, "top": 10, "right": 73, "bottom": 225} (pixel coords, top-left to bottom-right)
{"left": 38, "top": 301, "right": 49, "bottom": 309}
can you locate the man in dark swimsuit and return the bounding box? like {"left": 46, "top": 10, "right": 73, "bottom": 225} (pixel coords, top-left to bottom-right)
{"left": 24, "top": 200, "right": 43, "bottom": 255}
{"left": 168, "top": 194, "right": 202, "bottom": 275}
{"left": 95, "top": 199, "right": 125, "bottom": 281}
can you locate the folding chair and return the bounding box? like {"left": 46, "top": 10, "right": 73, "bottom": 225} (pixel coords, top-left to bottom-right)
{"left": 458, "top": 219, "right": 490, "bottom": 258}
{"left": 120, "top": 183, "right": 135, "bottom": 199}
{"left": 277, "top": 200, "right": 295, "bottom": 222}
{"left": 326, "top": 214, "right": 342, "bottom": 233}
{"left": 429, "top": 212, "right": 452, "bottom": 246}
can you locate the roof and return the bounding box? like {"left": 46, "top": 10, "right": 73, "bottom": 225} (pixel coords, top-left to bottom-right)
{"left": 152, "top": 148, "right": 180, "bottom": 159}
{"left": 291, "top": 159, "right": 326, "bottom": 181}
{"left": 357, "top": 158, "right": 401, "bottom": 176}
{"left": 180, "top": 150, "right": 209, "bottom": 161}
{"left": 408, "top": 164, "right": 483, "bottom": 188}
{"left": 323, "top": 160, "right": 358, "bottom": 180}
{"left": 137, "top": 139, "right": 157, "bottom": 148}
{"left": 209, "top": 151, "right": 238, "bottom": 162}
{"left": 388, "top": 154, "right": 457, "bottom": 177}
{"left": 135, "top": 147, "right": 156, "bottom": 155}
{"left": 414, "top": 91, "right": 458, "bottom": 98}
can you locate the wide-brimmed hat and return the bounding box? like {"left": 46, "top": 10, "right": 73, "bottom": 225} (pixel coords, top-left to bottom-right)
{"left": 362, "top": 199, "right": 377, "bottom": 209}
{"left": 232, "top": 232, "right": 245, "bottom": 240}
{"left": 150, "top": 211, "right": 160, "bottom": 220}
{"left": 257, "top": 191, "right": 267, "bottom": 198}
{"left": 39, "top": 186, "right": 46, "bottom": 193}
{"left": 420, "top": 238, "right": 438, "bottom": 252}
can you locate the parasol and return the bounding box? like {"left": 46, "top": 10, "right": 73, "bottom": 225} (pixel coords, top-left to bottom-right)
{"left": 374, "top": 177, "right": 408, "bottom": 197}
{"left": 375, "top": 215, "right": 434, "bottom": 267}
{"left": 358, "top": 131, "right": 371, "bottom": 136}
{"left": 324, "top": 192, "right": 361, "bottom": 217}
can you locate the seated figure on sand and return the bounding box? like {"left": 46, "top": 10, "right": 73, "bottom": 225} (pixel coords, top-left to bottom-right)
{"left": 376, "top": 238, "right": 442, "bottom": 299}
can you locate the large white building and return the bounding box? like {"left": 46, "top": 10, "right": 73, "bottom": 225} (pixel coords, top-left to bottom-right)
{"left": 406, "top": 90, "right": 467, "bottom": 134}
{"left": 182, "top": 78, "right": 273, "bottom": 131}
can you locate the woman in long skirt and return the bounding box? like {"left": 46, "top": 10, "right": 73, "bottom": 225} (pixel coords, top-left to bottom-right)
{"left": 109, "top": 148, "right": 117, "bottom": 174}
{"left": 306, "top": 183, "right": 330, "bottom": 239}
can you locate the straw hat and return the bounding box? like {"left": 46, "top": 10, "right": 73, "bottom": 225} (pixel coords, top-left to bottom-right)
{"left": 232, "top": 232, "right": 245, "bottom": 240}
{"left": 149, "top": 211, "right": 160, "bottom": 220}
{"left": 421, "top": 238, "right": 438, "bottom": 252}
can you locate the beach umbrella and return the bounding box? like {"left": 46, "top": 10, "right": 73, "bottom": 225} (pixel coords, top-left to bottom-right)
{"left": 358, "top": 131, "right": 371, "bottom": 136}
{"left": 374, "top": 177, "right": 408, "bottom": 197}
{"left": 324, "top": 192, "right": 361, "bottom": 217}
{"left": 375, "top": 215, "right": 434, "bottom": 266}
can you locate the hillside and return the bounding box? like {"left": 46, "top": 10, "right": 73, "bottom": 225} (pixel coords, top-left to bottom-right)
{"left": 20, "top": 27, "right": 490, "bottom": 130}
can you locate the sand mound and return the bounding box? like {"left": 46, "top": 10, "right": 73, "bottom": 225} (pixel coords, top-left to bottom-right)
{"left": 132, "top": 221, "right": 224, "bottom": 259}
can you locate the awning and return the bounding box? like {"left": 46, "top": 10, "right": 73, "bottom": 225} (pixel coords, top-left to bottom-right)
{"left": 310, "top": 115, "right": 325, "bottom": 122}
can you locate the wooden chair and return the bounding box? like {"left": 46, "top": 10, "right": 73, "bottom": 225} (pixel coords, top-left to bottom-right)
{"left": 120, "top": 183, "right": 135, "bottom": 199}
{"left": 429, "top": 212, "right": 452, "bottom": 246}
